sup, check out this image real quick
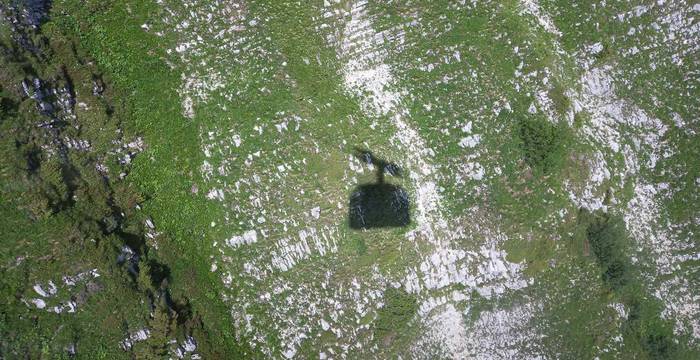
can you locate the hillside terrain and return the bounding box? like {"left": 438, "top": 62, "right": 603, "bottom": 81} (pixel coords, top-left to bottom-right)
{"left": 1, "top": 0, "right": 699, "bottom": 358}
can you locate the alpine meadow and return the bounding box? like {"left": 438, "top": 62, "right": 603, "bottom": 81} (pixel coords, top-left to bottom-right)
{"left": 1, "top": 0, "right": 699, "bottom": 359}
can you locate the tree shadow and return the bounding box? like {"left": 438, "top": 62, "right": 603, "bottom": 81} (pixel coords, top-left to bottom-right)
{"left": 349, "top": 147, "right": 410, "bottom": 229}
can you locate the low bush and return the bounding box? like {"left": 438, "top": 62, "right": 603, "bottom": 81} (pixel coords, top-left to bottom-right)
{"left": 375, "top": 287, "right": 418, "bottom": 343}
{"left": 517, "top": 116, "right": 569, "bottom": 174}
{"left": 586, "top": 214, "right": 630, "bottom": 291}
{"left": 580, "top": 210, "right": 677, "bottom": 359}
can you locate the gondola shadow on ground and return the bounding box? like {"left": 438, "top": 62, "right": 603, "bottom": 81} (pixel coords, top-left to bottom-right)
{"left": 348, "top": 147, "right": 410, "bottom": 229}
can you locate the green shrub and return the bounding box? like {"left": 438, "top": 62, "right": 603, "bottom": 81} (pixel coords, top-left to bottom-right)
{"left": 375, "top": 287, "right": 417, "bottom": 342}
{"left": 517, "top": 116, "right": 568, "bottom": 174}
{"left": 585, "top": 213, "right": 630, "bottom": 291}
{"left": 625, "top": 297, "right": 677, "bottom": 360}
{"left": 549, "top": 83, "right": 571, "bottom": 116}
{"left": 581, "top": 211, "right": 678, "bottom": 359}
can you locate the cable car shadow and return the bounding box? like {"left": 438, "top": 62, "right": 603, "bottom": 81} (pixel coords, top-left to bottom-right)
{"left": 348, "top": 147, "right": 410, "bottom": 229}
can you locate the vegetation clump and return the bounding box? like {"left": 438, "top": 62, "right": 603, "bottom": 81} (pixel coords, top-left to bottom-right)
{"left": 549, "top": 83, "right": 571, "bottom": 116}
{"left": 585, "top": 213, "right": 631, "bottom": 291}
{"left": 517, "top": 116, "right": 569, "bottom": 175}
{"left": 375, "top": 287, "right": 417, "bottom": 344}
{"left": 580, "top": 210, "right": 679, "bottom": 360}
